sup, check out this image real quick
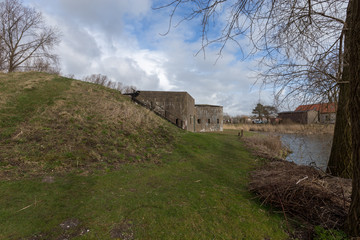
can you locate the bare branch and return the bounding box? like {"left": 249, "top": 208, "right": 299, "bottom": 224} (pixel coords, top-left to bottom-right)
{"left": 156, "top": 0, "right": 347, "bottom": 106}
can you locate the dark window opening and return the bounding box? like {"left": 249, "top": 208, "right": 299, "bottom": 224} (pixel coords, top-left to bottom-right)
{"left": 217, "top": 119, "right": 220, "bottom": 124}
{"left": 208, "top": 119, "right": 211, "bottom": 124}
{"left": 176, "top": 119, "right": 179, "bottom": 126}
{"left": 197, "top": 119, "right": 201, "bottom": 124}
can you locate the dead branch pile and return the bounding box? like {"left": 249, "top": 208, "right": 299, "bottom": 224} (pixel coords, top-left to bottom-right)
{"left": 249, "top": 160, "right": 352, "bottom": 229}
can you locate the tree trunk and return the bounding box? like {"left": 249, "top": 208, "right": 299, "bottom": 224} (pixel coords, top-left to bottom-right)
{"left": 327, "top": 83, "right": 352, "bottom": 178}
{"left": 347, "top": 0, "right": 360, "bottom": 236}
{"left": 327, "top": 1, "right": 353, "bottom": 178}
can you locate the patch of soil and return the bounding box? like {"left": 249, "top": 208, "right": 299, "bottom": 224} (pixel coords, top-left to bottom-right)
{"left": 23, "top": 233, "right": 49, "bottom": 240}
{"left": 59, "top": 219, "right": 80, "bottom": 230}
{"left": 24, "top": 218, "right": 90, "bottom": 240}
{"left": 110, "top": 220, "right": 134, "bottom": 240}
{"left": 56, "top": 218, "right": 90, "bottom": 240}
{"left": 42, "top": 175, "right": 55, "bottom": 183}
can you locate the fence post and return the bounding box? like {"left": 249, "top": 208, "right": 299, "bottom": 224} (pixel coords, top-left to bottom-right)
{"left": 238, "top": 129, "right": 244, "bottom": 138}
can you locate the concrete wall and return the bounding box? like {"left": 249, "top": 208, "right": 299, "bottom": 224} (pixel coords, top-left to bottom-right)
{"left": 136, "top": 91, "right": 196, "bottom": 132}
{"left": 195, "top": 105, "right": 223, "bottom": 132}
{"left": 307, "top": 110, "right": 319, "bottom": 124}
{"left": 135, "top": 91, "right": 223, "bottom": 132}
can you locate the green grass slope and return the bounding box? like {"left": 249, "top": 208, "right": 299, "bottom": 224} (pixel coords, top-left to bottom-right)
{"left": 0, "top": 72, "right": 179, "bottom": 179}
{"left": 0, "top": 131, "right": 288, "bottom": 240}
{"left": 0, "top": 72, "right": 288, "bottom": 239}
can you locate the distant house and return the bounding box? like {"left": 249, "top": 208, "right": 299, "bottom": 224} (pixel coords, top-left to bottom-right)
{"left": 278, "top": 103, "right": 336, "bottom": 124}
{"left": 278, "top": 110, "right": 319, "bottom": 124}
{"left": 295, "top": 103, "right": 337, "bottom": 124}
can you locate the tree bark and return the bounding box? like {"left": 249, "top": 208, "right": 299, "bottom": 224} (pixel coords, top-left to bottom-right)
{"left": 347, "top": 0, "right": 360, "bottom": 236}
{"left": 327, "top": 81, "right": 352, "bottom": 178}
{"left": 327, "top": 1, "right": 352, "bottom": 179}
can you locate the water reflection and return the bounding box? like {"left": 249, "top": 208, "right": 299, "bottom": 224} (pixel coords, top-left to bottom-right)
{"left": 278, "top": 133, "right": 333, "bottom": 171}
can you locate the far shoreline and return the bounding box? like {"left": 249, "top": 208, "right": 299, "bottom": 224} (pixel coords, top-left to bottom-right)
{"left": 224, "top": 123, "right": 334, "bottom": 135}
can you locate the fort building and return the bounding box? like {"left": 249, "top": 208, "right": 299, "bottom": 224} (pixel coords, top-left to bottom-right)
{"left": 133, "top": 91, "right": 223, "bottom": 132}
{"left": 195, "top": 104, "right": 223, "bottom": 132}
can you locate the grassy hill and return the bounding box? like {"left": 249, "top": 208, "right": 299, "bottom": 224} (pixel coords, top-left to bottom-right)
{"left": 0, "top": 72, "right": 288, "bottom": 239}
{"left": 0, "top": 72, "right": 180, "bottom": 179}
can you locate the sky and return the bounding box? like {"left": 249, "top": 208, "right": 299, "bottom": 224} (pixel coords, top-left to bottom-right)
{"left": 22, "top": 0, "right": 277, "bottom": 116}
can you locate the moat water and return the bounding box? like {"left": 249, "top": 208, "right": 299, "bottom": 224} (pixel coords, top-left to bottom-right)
{"left": 278, "top": 133, "right": 333, "bottom": 171}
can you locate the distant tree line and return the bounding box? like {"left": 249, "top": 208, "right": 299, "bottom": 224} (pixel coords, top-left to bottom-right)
{"left": 224, "top": 103, "right": 278, "bottom": 125}
{"left": 223, "top": 114, "right": 251, "bottom": 124}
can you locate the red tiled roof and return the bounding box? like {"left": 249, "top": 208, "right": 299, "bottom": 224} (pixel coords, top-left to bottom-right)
{"left": 295, "top": 103, "right": 337, "bottom": 113}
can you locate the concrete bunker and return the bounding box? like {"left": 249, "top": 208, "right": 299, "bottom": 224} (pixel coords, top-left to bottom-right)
{"left": 133, "top": 91, "right": 223, "bottom": 132}
{"left": 195, "top": 104, "right": 223, "bottom": 132}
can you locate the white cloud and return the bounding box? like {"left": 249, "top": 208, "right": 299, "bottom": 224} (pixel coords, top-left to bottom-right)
{"left": 23, "top": 0, "right": 275, "bottom": 116}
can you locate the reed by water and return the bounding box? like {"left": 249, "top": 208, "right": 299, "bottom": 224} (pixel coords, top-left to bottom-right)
{"left": 224, "top": 123, "right": 334, "bottom": 135}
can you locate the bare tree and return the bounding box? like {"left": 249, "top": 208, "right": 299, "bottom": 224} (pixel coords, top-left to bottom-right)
{"left": 347, "top": 0, "right": 360, "bottom": 235}
{"left": 83, "top": 74, "right": 110, "bottom": 86}
{"left": 0, "top": 37, "right": 5, "bottom": 71}
{"left": 156, "top": 0, "right": 359, "bottom": 236}
{"left": 0, "top": 0, "right": 60, "bottom": 72}
{"left": 24, "top": 56, "right": 60, "bottom": 74}
{"left": 327, "top": 1, "right": 352, "bottom": 179}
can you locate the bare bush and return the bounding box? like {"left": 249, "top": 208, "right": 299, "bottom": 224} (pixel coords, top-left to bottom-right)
{"left": 83, "top": 74, "right": 109, "bottom": 85}
{"left": 83, "top": 74, "right": 136, "bottom": 94}
{"left": 24, "top": 57, "right": 60, "bottom": 74}
{"left": 122, "top": 85, "right": 137, "bottom": 94}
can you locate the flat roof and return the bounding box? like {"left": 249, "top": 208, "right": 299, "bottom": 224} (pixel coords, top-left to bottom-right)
{"left": 138, "top": 90, "right": 195, "bottom": 100}
{"left": 195, "top": 104, "right": 223, "bottom": 108}
{"left": 139, "top": 90, "right": 188, "bottom": 93}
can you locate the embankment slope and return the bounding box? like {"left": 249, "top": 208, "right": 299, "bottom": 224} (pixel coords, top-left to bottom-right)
{"left": 0, "top": 72, "right": 180, "bottom": 179}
